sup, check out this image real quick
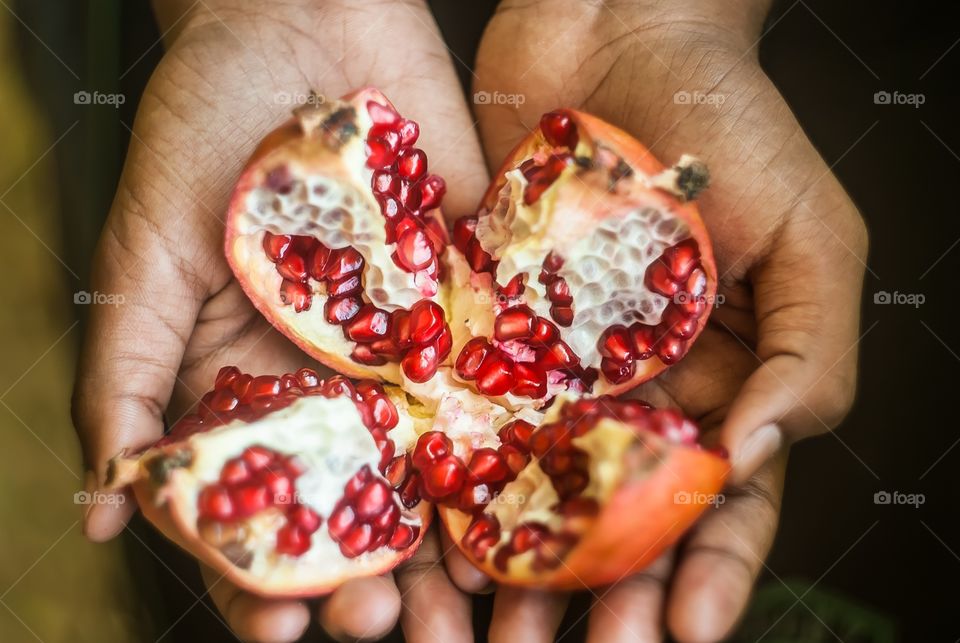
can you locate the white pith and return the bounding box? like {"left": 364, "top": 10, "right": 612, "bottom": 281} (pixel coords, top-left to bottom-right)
{"left": 473, "top": 168, "right": 692, "bottom": 368}
{"left": 168, "top": 395, "right": 421, "bottom": 579}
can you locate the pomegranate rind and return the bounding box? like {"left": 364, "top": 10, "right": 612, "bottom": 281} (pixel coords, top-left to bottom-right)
{"left": 440, "top": 439, "right": 727, "bottom": 589}
{"left": 131, "top": 473, "right": 431, "bottom": 597}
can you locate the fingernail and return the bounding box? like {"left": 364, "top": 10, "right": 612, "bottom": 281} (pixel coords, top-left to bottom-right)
{"left": 733, "top": 424, "right": 782, "bottom": 482}
{"left": 81, "top": 470, "right": 97, "bottom": 535}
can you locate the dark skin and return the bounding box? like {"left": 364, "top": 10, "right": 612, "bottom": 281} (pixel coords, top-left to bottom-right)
{"left": 74, "top": 1, "right": 865, "bottom": 641}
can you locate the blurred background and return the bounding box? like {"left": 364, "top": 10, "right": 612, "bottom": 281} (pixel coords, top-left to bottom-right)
{"left": 0, "top": 1, "right": 955, "bottom": 641}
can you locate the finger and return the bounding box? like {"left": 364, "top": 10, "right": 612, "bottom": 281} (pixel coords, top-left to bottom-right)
{"left": 489, "top": 586, "right": 569, "bottom": 643}
{"left": 721, "top": 208, "right": 867, "bottom": 484}
{"left": 666, "top": 455, "right": 785, "bottom": 643}
{"left": 319, "top": 575, "right": 401, "bottom": 641}
{"left": 73, "top": 191, "right": 212, "bottom": 541}
{"left": 586, "top": 552, "right": 673, "bottom": 643}
{"left": 441, "top": 524, "right": 493, "bottom": 593}
{"left": 396, "top": 525, "right": 473, "bottom": 643}
{"left": 201, "top": 565, "right": 310, "bottom": 643}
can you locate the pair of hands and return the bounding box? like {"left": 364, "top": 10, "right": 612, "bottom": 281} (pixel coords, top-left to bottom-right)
{"left": 73, "top": 0, "right": 867, "bottom": 641}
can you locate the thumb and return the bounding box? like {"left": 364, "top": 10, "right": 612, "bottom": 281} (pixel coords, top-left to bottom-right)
{"left": 72, "top": 197, "right": 207, "bottom": 541}
{"left": 721, "top": 210, "right": 867, "bottom": 484}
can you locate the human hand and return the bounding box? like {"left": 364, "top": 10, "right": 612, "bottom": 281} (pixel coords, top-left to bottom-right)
{"left": 72, "top": 1, "right": 486, "bottom": 640}
{"left": 448, "top": 0, "right": 868, "bottom": 640}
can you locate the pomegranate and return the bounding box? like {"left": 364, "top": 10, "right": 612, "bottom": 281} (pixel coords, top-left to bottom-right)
{"left": 447, "top": 110, "right": 716, "bottom": 407}
{"left": 225, "top": 88, "right": 453, "bottom": 386}
{"left": 139, "top": 88, "right": 728, "bottom": 594}
{"left": 106, "top": 367, "right": 431, "bottom": 597}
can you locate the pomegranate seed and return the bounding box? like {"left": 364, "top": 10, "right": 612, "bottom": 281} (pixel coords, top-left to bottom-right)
{"left": 661, "top": 305, "right": 699, "bottom": 339}
{"left": 345, "top": 305, "right": 391, "bottom": 342}
{"left": 542, "top": 251, "right": 564, "bottom": 274}
{"left": 275, "top": 524, "right": 310, "bottom": 555}
{"left": 262, "top": 232, "right": 291, "bottom": 262}
{"left": 467, "top": 448, "right": 509, "bottom": 483}
{"left": 540, "top": 111, "right": 578, "bottom": 148}
{"left": 366, "top": 135, "right": 400, "bottom": 169}
{"left": 455, "top": 338, "right": 491, "bottom": 380}
{"left": 279, "top": 280, "right": 311, "bottom": 312}
{"left": 397, "top": 119, "right": 419, "bottom": 145}
{"left": 276, "top": 252, "right": 308, "bottom": 281}
{"left": 419, "top": 175, "right": 446, "bottom": 211}
{"left": 452, "top": 216, "right": 477, "bottom": 252}
{"left": 598, "top": 325, "right": 633, "bottom": 363}
{"left": 289, "top": 505, "right": 322, "bottom": 533}
{"left": 463, "top": 514, "right": 501, "bottom": 559}
{"left": 495, "top": 305, "right": 536, "bottom": 341}
{"left": 261, "top": 469, "right": 293, "bottom": 500}
{"left": 532, "top": 319, "right": 560, "bottom": 344}
{"left": 249, "top": 377, "right": 281, "bottom": 400}
{"left": 686, "top": 268, "right": 707, "bottom": 298}
{"left": 397, "top": 148, "right": 427, "bottom": 180}
{"left": 367, "top": 101, "right": 399, "bottom": 125}
{"left": 656, "top": 335, "right": 686, "bottom": 364}
{"left": 372, "top": 169, "right": 399, "bottom": 195}
{"left": 328, "top": 503, "right": 356, "bottom": 539}
{"left": 629, "top": 323, "right": 657, "bottom": 359}
{"left": 344, "top": 466, "right": 372, "bottom": 500}
{"left": 198, "top": 485, "right": 234, "bottom": 520}
{"left": 512, "top": 522, "right": 549, "bottom": 553}
{"left": 328, "top": 274, "right": 361, "bottom": 298}
{"left": 215, "top": 366, "right": 240, "bottom": 389}
{"left": 422, "top": 455, "right": 467, "bottom": 499}
{"left": 550, "top": 304, "right": 574, "bottom": 327}
{"left": 458, "top": 483, "right": 492, "bottom": 513}
{"left": 325, "top": 295, "right": 362, "bottom": 324}
{"left": 372, "top": 503, "right": 401, "bottom": 534}
{"left": 466, "top": 237, "right": 495, "bottom": 272}
{"left": 512, "top": 362, "right": 547, "bottom": 398}
{"left": 210, "top": 389, "right": 239, "bottom": 412}
{"left": 475, "top": 354, "right": 515, "bottom": 396}
{"left": 231, "top": 484, "right": 269, "bottom": 517}
{"left": 399, "top": 472, "right": 422, "bottom": 508}
{"left": 220, "top": 459, "right": 250, "bottom": 485}
{"left": 500, "top": 273, "right": 526, "bottom": 300}
{"left": 547, "top": 279, "right": 573, "bottom": 305}
{"left": 408, "top": 300, "right": 445, "bottom": 344}
{"left": 356, "top": 479, "right": 392, "bottom": 519}
{"left": 308, "top": 244, "right": 332, "bottom": 280}
{"left": 379, "top": 195, "right": 403, "bottom": 222}
{"left": 499, "top": 419, "right": 535, "bottom": 451}
{"left": 401, "top": 341, "right": 441, "bottom": 383}
{"left": 327, "top": 248, "right": 365, "bottom": 281}
{"left": 499, "top": 444, "right": 529, "bottom": 475}
{"left": 540, "top": 341, "right": 579, "bottom": 370}
{"left": 601, "top": 357, "right": 636, "bottom": 384}
{"left": 412, "top": 431, "right": 452, "bottom": 469}
{"left": 389, "top": 523, "right": 419, "bottom": 549}
{"left": 663, "top": 238, "right": 700, "bottom": 280}
{"left": 645, "top": 260, "right": 680, "bottom": 297}
{"left": 397, "top": 179, "right": 423, "bottom": 212}
{"left": 396, "top": 229, "right": 434, "bottom": 271}
{"left": 339, "top": 523, "right": 374, "bottom": 557}
{"left": 385, "top": 454, "right": 410, "bottom": 487}
{"left": 352, "top": 344, "right": 387, "bottom": 366}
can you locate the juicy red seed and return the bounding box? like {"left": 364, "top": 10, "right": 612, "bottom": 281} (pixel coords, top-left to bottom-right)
{"left": 356, "top": 480, "right": 393, "bottom": 519}
{"left": 408, "top": 300, "right": 445, "bottom": 344}
{"left": 345, "top": 305, "right": 391, "bottom": 342}
{"left": 547, "top": 279, "right": 572, "bottom": 305}
{"left": 328, "top": 504, "right": 356, "bottom": 539}
{"left": 422, "top": 455, "right": 467, "bottom": 499}
{"left": 275, "top": 524, "right": 310, "bottom": 556}
{"left": 389, "top": 523, "right": 419, "bottom": 549}
{"left": 210, "top": 389, "right": 239, "bottom": 412}
{"left": 385, "top": 454, "right": 410, "bottom": 487}
{"left": 277, "top": 252, "right": 308, "bottom": 282}
{"left": 198, "top": 485, "right": 234, "bottom": 520}
{"left": 532, "top": 319, "right": 560, "bottom": 344}
{"left": 401, "top": 341, "right": 442, "bottom": 383}
{"left": 475, "top": 354, "right": 515, "bottom": 396}
{"left": 601, "top": 357, "right": 636, "bottom": 384}
{"left": 542, "top": 251, "right": 564, "bottom": 274}
{"left": 598, "top": 325, "right": 633, "bottom": 363}
{"left": 540, "top": 111, "right": 578, "bottom": 149}
{"left": 397, "top": 179, "right": 422, "bottom": 211}
{"left": 372, "top": 503, "right": 401, "bottom": 534}
{"left": 458, "top": 483, "right": 492, "bottom": 513}
{"left": 663, "top": 238, "right": 700, "bottom": 280}
{"left": 368, "top": 395, "right": 399, "bottom": 430}
{"left": 412, "top": 431, "right": 452, "bottom": 469}
{"left": 499, "top": 444, "right": 529, "bottom": 475}
{"left": 261, "top": 469, "right": 293, "bottom": 499}
{"left": 352, "top": 344, "right": 386, "bottom": 366}
{"left": 325, "top": 296, "right": 362, "bottom": 324}
{"left": 549, "top": 304, "right": 574, "bottom": 327}
{"left": 466, "top": 237, "right": 495, "bottom": 272}
{"left": 242, "top": 445, "right": 275, "bottom": 470}
{"left": 345, "top": 466, "right": 373, "bottom": 500}
{"left": 367, "top": 100, "right": 399, "bottom": 125}
{"left": 396, "top": 229, "right": 434, "bottom": 271}
{"left": 289, "top": 505, "right": 322, "bottom": 533}
{"left": 512, "top": 362, "right": 548, "bottom": 398}
{"left": 661, "top": 306, "right": 698, "bottom": 339}
{"left": 645, "top": 260, "right": 680, "bottom": 297}
{"left": 541, "top": 341, "right": 579, "bottom": 370}
{"left": 494, "top": 305, "right": 536, "bottom": 341}
{"left": 328, "top": 275, "right": 361, "bottom": 299}
{"left": 366, "top": 136, "right": 400, "bottom": 169}
{"left": 656, "top": 335, "right": 686, "bottom": 364}
{"left": 499, "top": 420, "right": 535, "bottom": 451}
{"left": 686, "top": 268, "right": 707, "bottom": 298}
{"left": 339, "top": 523, "right": 374, "bottom": 557}
{"left": 279, "top": 280, "right": 311, "bottom": 312}
{"left": 467, "top": 448, "right": 509, "bottom": 483}
{"left": 399, "top": 473, "right": 422, "bottom": 508}
{"left": 372, "top": 169, "right": 399, "bottom": 195}
{"left": 629, "top": 323, "right": 656, "bottom": 359}
{"left": 262, "top": 232, "right": 291, "bottom": 262}
{"left": 512, "top": 522, "right": 549, "bottom": 553}
{"left": 232, "top": 484, "right": 269, "bottom": 517}
{"left": 220, "top": 459, "right": 250, "bottom": 485}
{"left": 452, "top": 216, "right": 477, "bottom": 252}
{"left": 397, "top": 148, "right": 427, "bottom": 180}
{"left": 500, "top": 273, "right": 526, "bottom": 300}
{"left": 327, "top": 248, "right": 365, "bottom": 281}
{"left": 397, "top": 119, "right": 419, "bottom": 145}
{"left": 308, "top": 244, "right": 332, "bottom": 280}
{"left": 463, "top": 514, "right": 501, "bottom": 559}
{"left": 419, "top": 175, "right": 446, "bottom": 211}
{"left": 216, "top": 366, "right": 240, "bottom": 389}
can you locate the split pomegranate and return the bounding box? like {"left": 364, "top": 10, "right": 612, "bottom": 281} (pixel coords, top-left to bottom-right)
{"left": 225, "top": 88, "right": 452, "bottom": 385}
{"left": 110, "top": 88, "right": 731, "bottom": 595}
{"left": 106, "top": 366, "right": 431, "bottom": 597}
{"left": 447, "top": 109, "right": 716, "bottom": 407}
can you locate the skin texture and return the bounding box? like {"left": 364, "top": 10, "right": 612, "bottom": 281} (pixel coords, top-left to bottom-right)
{"left": 448, "top": 0, "right": 866, "bottom": 641}
{"left": 72, "top": 0, "right": 866, "bottom": 641}
{"left": 73, "top": 1, "right": 484, "bottom": 640}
